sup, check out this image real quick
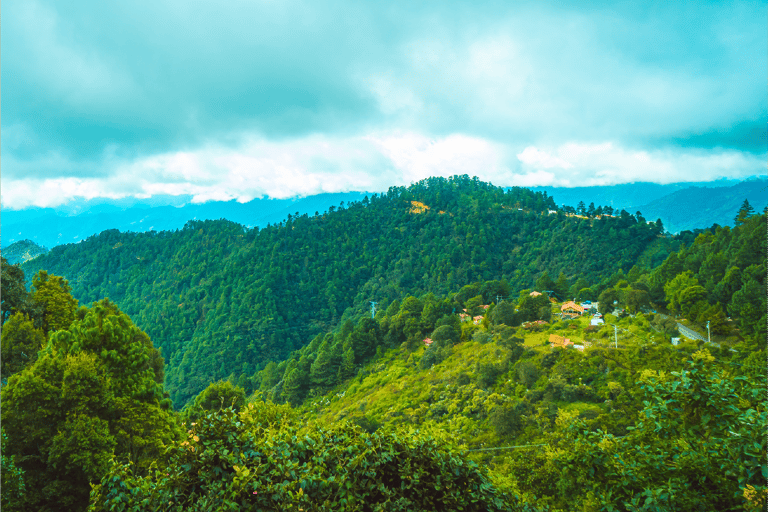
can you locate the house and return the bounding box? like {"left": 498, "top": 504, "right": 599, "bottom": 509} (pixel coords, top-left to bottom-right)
{"left": 473, "top": 315, "right": 484, "bottom": 325}
{"left": 423, "top": 337, "right": 434, "bottom": 347}
{"left": 459, "top": 313, "right": 470, "bottom": 322}
{"left": 590, "top": 316, "right": 604, "bottom": 326}
{"left": 549, "top": 334, "right": 573, "bottom": 349}
{"left": 530, "top": 291, "right": 543, "bottom": 297}
{"left": 561, "top": 301, "right": 585, "bottom": 319}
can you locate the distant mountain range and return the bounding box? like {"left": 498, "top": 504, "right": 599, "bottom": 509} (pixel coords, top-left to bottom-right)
{"left": 2, "top": 177, "right": 765, "bottom": 250}
{"left": 532, "top": 177, "right": 767, "bottom": 233}
{"left": 2, "top": 192, "right": 367, "bottom": 250}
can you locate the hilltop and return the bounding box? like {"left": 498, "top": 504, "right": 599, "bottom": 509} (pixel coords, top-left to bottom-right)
{"left": 1, "top": 240, "right": 48, "bottom": 265}
{"left": 20, "top": 175, "right": 674, "bottom": 406}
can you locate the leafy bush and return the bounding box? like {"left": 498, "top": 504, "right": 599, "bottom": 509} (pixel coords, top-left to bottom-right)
{"left": 89, "top": 406, "right": 533, "bottom": 511}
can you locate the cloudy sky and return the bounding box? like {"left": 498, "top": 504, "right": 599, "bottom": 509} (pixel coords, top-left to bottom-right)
{"left": 2, "top": 0, "right": 765, "bottom": 209}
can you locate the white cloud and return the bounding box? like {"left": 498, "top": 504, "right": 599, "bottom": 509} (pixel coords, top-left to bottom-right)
{"left": 3, "top": 130, "right": 763, "bottom": 210}
{"left": 516, "top": 142, "right": 764, "bottom": 186}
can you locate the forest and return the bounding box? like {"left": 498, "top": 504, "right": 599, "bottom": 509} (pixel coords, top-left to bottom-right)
{"left": 15, "top": 176, "right": 676, "bottom": 407}
{"left": 1, "top": 176, "right": 765, "bottom": 511}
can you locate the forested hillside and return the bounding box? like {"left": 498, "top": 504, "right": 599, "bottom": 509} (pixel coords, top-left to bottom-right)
{"left": 2, "top": 189, "right": 764, "bottom": 511}
{"left": 19, "top": 176, "right": 673, "bottom": 406}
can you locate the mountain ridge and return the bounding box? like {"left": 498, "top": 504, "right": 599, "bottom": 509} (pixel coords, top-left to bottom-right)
{"left": 4, "top": 177, "right": 765, "bottom": 248}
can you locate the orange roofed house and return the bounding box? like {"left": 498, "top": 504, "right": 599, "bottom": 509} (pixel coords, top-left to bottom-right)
{"left": 549, "top": 334, "right": 573, "bottom": 349}
{"left": 561, "top": 301, "right": 585, "bottom": 319}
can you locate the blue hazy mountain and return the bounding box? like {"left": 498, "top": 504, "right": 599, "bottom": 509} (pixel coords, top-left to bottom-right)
{"left": 529, "top": 177, "right": 743, "bottom": 211}
{"left": 2, "top": 192, "right": 367, "bottom": 249}
{"left": 632, "top": 178, "right": 768, "bottom": 233}
{"left": 531, "top": 177, "right": 766, "bottom": 233}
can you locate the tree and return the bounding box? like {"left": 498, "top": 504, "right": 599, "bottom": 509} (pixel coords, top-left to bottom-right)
{"left": 430, "top": 324, "right": 460, "bottom": 347}
{"left": 554, "top": 272, "right": 569, "bottom": 300}
{"left": 310, "top": 338, "right": 340, "bottom": 392}
{"left": 490, "top": 301, "right": 517, "bottom": 326}
{"left": 597, "top": 288, "right": 620, "bottom": 315}
{"left": 1, "top": 429, "right": 25, "bottom": 510}
{"left": 735, "top": 199, "right": 755, "bottom": 225}
{"left": 1, "top": 299, "right": 180, "bottom": 511}
{"left": 535, "top": 271, "right": 555, "bottom": 293}
{"left": 184, "top": 380, "right": 247, "bottom": 423}
{"left": 1, "top": 257, "right": 31, "bottom": 324}
{"left": 0, "top": 313, "right": 45, "bottom": 379}
{"left": 31, "top": 270, "right": 78, "bottom": 335}
{"left": 663, "top": 271, "right": 701, "bottom": 315}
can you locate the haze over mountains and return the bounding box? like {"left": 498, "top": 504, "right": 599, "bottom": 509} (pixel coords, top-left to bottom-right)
{"left": 3, "top": 177, "right": 765, "bottom": 250}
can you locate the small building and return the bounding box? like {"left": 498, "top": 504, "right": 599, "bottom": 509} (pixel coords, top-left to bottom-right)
{"left": 561, "top": 301, "right": 585, "bottom": 319}
{"left": 590, "top": 316, "right": 604, "bottom": 326}
{"left": 530, "top": 291, "right": 543, "bottom": 297}
{"left": 423, "top": 337, "right": 434, "bottom": 347}
{"left": 549, "top": 334, "right": 573, "bottom": 349}
{"left": 473, "top": 315, "right": 484, "bottom": 325}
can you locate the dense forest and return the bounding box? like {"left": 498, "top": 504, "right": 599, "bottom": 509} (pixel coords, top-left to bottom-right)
{"left": 17, "top": 176, "right": 676, "bottom": 406}
{"left": 1, "top": 178, "right": 765, "bottom": 511}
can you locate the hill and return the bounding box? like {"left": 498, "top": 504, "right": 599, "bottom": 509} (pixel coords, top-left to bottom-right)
{"left": 20, "top": 176, "right": 675, "bottom": 406}
{"left": 1, "top": 240, "right": 48, "bottom": 265}
{"left": 3, "top": 181, "right": 764, "bottom": 512}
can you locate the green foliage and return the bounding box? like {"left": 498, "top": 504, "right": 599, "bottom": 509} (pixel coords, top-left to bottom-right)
{"left": 1, "top": 429, "right": 25, "bottom": 510}
{"left": 183, "top": 380, "right": 247, "bottom": 423}
{"left": 1, "top": 299, "right": 181, "bottom": 512}
{"left": 89, "top": 406, "right": 528, "bottom": 512}
{"left": 1, "top": 256, "right": 33, "bottom": 324}
{"left": 1, "top": 312, "right": 45, "bottom": 379}
{"left": 21, "top": 176, "right": 670, "bottom": 406}
{"left": 430, "top": 324, "right": 460, "bottom": 347}
{"left": 31, "top": 270, "right": 79, "bottom": 334}
{"left": 512, "top": 351, "right": 767, "bottom": 511}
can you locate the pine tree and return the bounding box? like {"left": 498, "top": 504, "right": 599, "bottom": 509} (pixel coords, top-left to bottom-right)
{"left": 735, "top": 199, "right": 755, "bottom": 225}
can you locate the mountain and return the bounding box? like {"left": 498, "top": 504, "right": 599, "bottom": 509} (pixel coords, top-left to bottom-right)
{"left": 529, "top": 178, "right": 742, "bottom": 210}
{"left": 1, "top": 240, "right": 48, "bottom": 265}
{"left": 530, "top": 176, "right": 766, "bottom": 233}
{"left": 1, "top": 192, "right": 367, "bottom": 249}
{"left": 633, "top": 178, "right": 768, "bottom": 233}
{"left": 19, "top": 176, "right": 674, "bottom": 406}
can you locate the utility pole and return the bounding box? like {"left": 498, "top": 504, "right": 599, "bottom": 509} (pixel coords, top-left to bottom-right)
{"left": 613, "top": 325, "right": 618, "bottom": 349}
{"left": 706, "top": 321, "right": 710, "bottom": 343}
{"left": 370, "top": 301, "right": 377, "bottom": 319}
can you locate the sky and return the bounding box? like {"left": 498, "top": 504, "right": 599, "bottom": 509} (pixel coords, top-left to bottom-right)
{"left": 2, "top": 0, "right": 766, "bottom": 210}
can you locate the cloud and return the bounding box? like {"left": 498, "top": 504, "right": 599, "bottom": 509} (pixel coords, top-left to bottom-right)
{"left": 3, "top": 132, "right": 763, "bottom": 210}
{"left": 514, "top": 142, "right": 764, "bottom": 186}
{"left": 1, "top": 1, "right": 765, "bottom": 208}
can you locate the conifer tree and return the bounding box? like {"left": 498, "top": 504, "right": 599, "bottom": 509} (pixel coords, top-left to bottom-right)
{"left": 735, "top": 199, "right": 755, "bottom": 225}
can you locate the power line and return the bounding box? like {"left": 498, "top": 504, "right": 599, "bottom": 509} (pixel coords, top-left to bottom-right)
{"left": 467, "top": 443, "right": 547, "bottom": 452}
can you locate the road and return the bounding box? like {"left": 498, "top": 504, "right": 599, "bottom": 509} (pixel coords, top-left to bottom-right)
{"left": 676, "top": 323, "right": 708, "bottom": 343}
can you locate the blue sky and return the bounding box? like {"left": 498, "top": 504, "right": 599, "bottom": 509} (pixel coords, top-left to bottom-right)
{"left": 2, "top": 0, "right": 765, "bottom": 209}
